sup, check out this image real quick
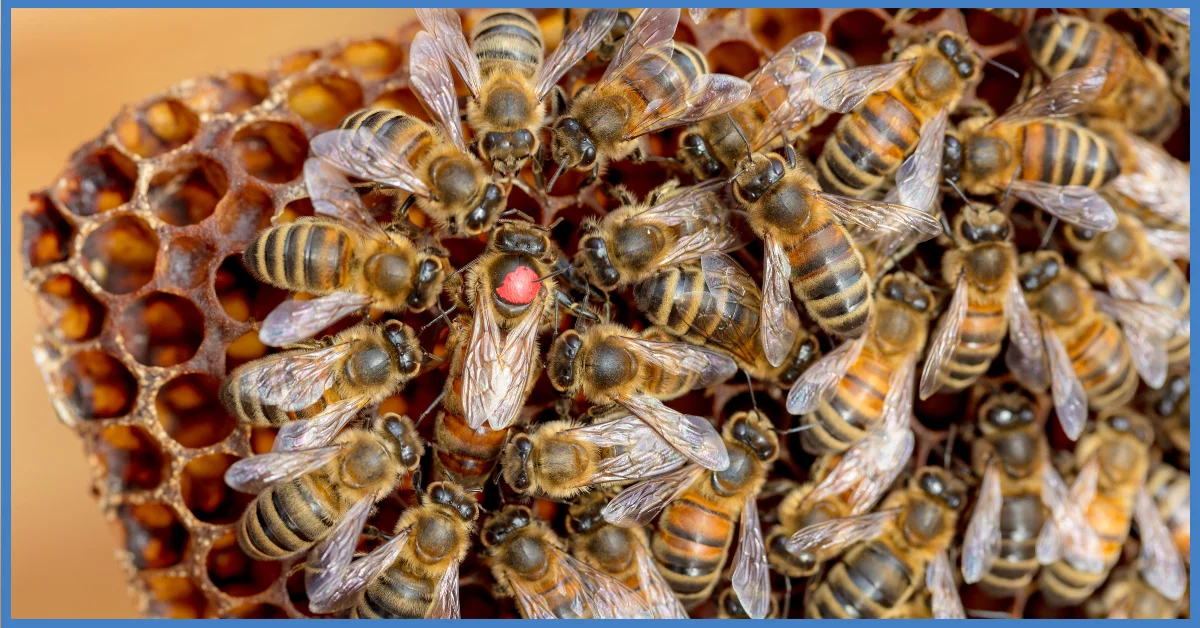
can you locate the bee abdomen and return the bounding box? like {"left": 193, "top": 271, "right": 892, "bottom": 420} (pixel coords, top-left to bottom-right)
{"left": 808, "top": 541, "right": 915, "bottom": 618}
{"left": 221, "top": 376, "right": 292, "bottom": 427}
{"left": 653, "top": 496, "right": 734, "bottom": 607}
{"left": 1069, "top": 319, "right": 1137, "bottom": 409}
{"left": 433, "top": 409, "right": 507, "bottom": 490}
{"left": 237, "top": 478, "right": 335, "bottom": 560}
{"left": 254, "top": 223, "right": 352, "bottom": 292}
{"left": 1020, "top": 121, "right": 1118, "bottom": 188}
{"left": 980, "top": 493, "right": 1044, "bottom": 597}
{"left": 818, "top": 93, "right": 919, "bottom": 196}
{"left": 355, "top": 565, "right": 433, "bottom": 619}
{"left": 803, "top": 353, "right": 888, "bottom": 454}
{"left": 471, "top": 10, "right": 544, "bottom": 77}
{"left": 940, "top": 301, "right": 1006, "bottom": 391}
{"left": 790, "top": 220, "right": 872, "bottom": 337}
{"left": 623, "top": 43, "right": 708, "bottom": 113}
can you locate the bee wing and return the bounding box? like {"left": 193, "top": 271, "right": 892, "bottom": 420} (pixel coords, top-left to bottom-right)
{"left": 223, "top": 445, "right": 342, "bottom": 494}
{"left": 564, "top": 415, "right": 689, "bottom": 484}
{"left": 1004, "top": 276, "right": 1047, "bottom": 390}
{"left": 1038, "top": 459, "right": 1105, "bottom": 573}
{"left": 1094, "top": 291, "right": 1175, "bottom": 388}
{"left": 731, "top": 499, "right": 771, "bottom": 620}
{"left": 602, "top": 464, "right": 704, "bottom": 528}
{"left": 1133, "top": 489, "right": 1188, "bottom": 601}
{"left": 600, "top": 8, "right": 680, "bottom": 89}
{"left": 848, "top": 427, "right": 914, "bottom": 514}
{"left": 311, "top": 128, "right": 433, "bottom": 199}
{"left": 551, "top": 546, "right": 655, "bottom": 619}
{"left": 272, "top": 397, "right": 371, "bottom": 452}
{"left": 692, "top": 253, "right": 766, "bottom": 365}
{"left": 424, "top": 558, "right": 463, "bottom": 619}
{"left": 819, "top": 189, "right": 942, "bottom": 239}
{"left": 749, "top": 32, "right": 828, "bottom": 149}
{"left": 462, "top": 288, "right": 542, "bottom": 430}
{"left": 687, "top": 8, "right": 710, "bottom": 23}
{"left": 303, "top": 157, "right": 389, "bottom": 242}
{"left": 761, "top": 235, "right": 799, "bottom": 368}
{"left": 637, "top": 180, "right": 744, "bottom": 267}
{"left": 414, "top": 8, "right": 482, "bottom": 98}
{"left": 616, "top": 393, "right": 729, "bottom": 471}
{"left": 1142, "top": 227, "right": 1190, "bottom": 260}
{"left": 535, "top": 9, "right": 619, "bottom": 101}
{"left": 304, "top": 491, "right": 381, "bottom": 611}
{"left": 242, "top": 343, "right": 353, "bottom": 411}
{"left": 259, "top": 293, "right": 373, "bottom": 348}
{"left": 307, "top": 525, "right": 412, "bottom": 614}
{"left": 1106, "top": 132, "right": 1190, "bottom": 228}
{"left": 880, "top": 358, "right": 916, "bottom": 434}
{"left": 615, "top": 334, "right": 739, "bottom": 389}
{"left": 410, "top": 31, "right": 469, "bottom": 154}
{"left": 628, "top": 72, "right": 753, "bottom": 138}
{"left": 1009, "top": 179, "right": 1117, "bottom": 232}
{"left": 786, "top": 332, "right": 867, "bottom": 415}
{"left": 1161, "top": 7, "right": 1191, "bottom": 25}
{"left": 812, "top": 58, "right": 915, "bottom": 113}
{"left": 1041, "top": 318, "right": 1088, "bottom": 441}
{"left": 990, "top": 67, "right": 1107, "bottom": 125}
{"left": 784, "top": 508, "right": 901, "bottom": 562}
{"left": 961, "top": 458, "right": 1004, "bottom": 584}
{"left": 632, "top": 542, "right": 689, "bottom": 619}
{"left": 896, "top": 107, "right": 947, "bottom": 213}
{"left": 927, "top": 550, "right": 966, "bottom": 619}
{"left": 919, "top": 270, "right": 969, "bottom": 400}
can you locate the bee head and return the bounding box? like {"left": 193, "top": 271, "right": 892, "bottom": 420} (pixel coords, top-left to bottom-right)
{"left": 501, "top": 432, "right": 536, "bottom": 494}
{"left": 481, "top": 504, "right": 533, "bottom": 548}
{"left": 776, "top": 336, "right": 821, "bottom": 388}
{"left": 1153, "top": 374, "right": 1189, "bottom": 418}
{"left": 459, "top": 182, "right": 506, "bottom": 236}
{"left": 493, "top": 222, "right": 552, "bottom": 259}
{"left": 382, "top": 320, "right": 422, "bottom": 378}
{"left": 407, "top": 255, "right": 448, "bottom": 311}
{"left": 551, "top": 117, "right": 597, "bottom": 172}
{"left": 1017, "top": 251, "right": 1063, "bottom": 292}
{"left": 375, "top": 413, "right": 425, "bottom": 469}
{"left": 481, "top": 128, "right": 537, "bottom": 176}
{"left": 1065, "top": 217, "right": 1135, "bottom": 262}
{"left": 957, "top": 204, "right": 1011, "bottom": 245}
{"left": 565, "top": 490, "right": 610, "bottom": 535}
{"left": 678, "top": 131, "right": 723, "bottom": 180}
{"left": 576, "top": 231, "right": 621, "bottom": 290}
{"left": 727, "top": 410, "right": 778, "bottom": 463}
{"left": 732, "top": 153, "right": 785, "bottom": 204}
{"left": 914, "top": 466, "right": 966, "bottom": 511}
{"left": 941, "top": 130, "right": 964, "bottom": 185}
{"left": 878, "top": 273, "right": 932, "bottom": 313}
{"left": 546, "top": 330, "right": 585, "bottom": 392}
{"left": 426, "top": 481, "right": 480, "bottom": 524}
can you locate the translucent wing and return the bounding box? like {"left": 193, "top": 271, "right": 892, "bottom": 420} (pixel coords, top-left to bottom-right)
{"left": 1038, "top": 458, "right": 1105, "bottom": 573}
{"left": 991, "top": 67, "right": 1107, "bottom": 125}
{"left": 414, "top": 8, "right": 482, "bottom": 97}
{"left": 615, "top": 334, "right": 738, "bottom": 389}
{"left": 628, "top": 73, "right": 753, "bottom": 138}
{"left": 425, "top": 559, "right": 462, "bottom": 619}
{"left": 563, "top": 415, "right": 689, "bottom": 485}
{"left": 259, "top": 292, "right": 373, "bottom": 348}
{"left": 694, "top": 253, "right": 767, "bottom": 366}
{"left": 961, "top": 458, "right": 1004, "bottom": 584}
{"left": 813, "top": 59, "right": 915, "bottom": 113}
{"left": 731, "top": 499, "right": 770, "bottom": 619}
{"left": 556, "top": 547, "right": 654, "bottom": 619}
{"left": 748, "top": 32, "right": 827, "bottom": 149}
{"left": 1133, "top": 489, "right": 1188, "bottom": 601}
{"left": 310, "top": 128, "right": 433, "bottom": 199}
{"left": 1095, "top": 291, "right": 1176, "bottom": 389}
{"left": 240, "top": 344, "right": 353, "bottom": 411}
{"left": 1010, "top": 179, "right": 1117, "bottom": 232}
{"left": 617, "top": 393, "right": 729, "bottom": 471}
{"left": 303, "top": 157, "right": 389, "bottom": 242}
{"left": 1142, "top": 228, "right": 1190, "bottom": 260}
{"left": 761, "top": 235, "right": 799, "bottom": 368}
{"left": 224, "top": 445, "right": 342, "bottom": 494}
{"left": 462, "top": 287, "right": 542, "bottom": 430}
{"left": 632, "top": 543, "right": 689, "bottom": 619}
{"left": 304, "top": 492, "right": 379, "bottom": 611}
{"left": 536, "top": 9, "right": 619, "bottom": 101}
{"left": 787, "top": 332, "right": 867, "bottom": 415}
{"left": 1041, "top": 319, "right": 1088, "bottom": 441}
{"left": 785, "top": 509, "right": 900, "bottom": 561}
{"left": 272, "top": 397, "right": 370, "bottom": 452}
{"left": 600, "top": 8, "right": 679, "bottom": 89}
{"left": 927, "top": 550, "right": 966, "bottom": 619}
{"left": 1005, "top": 276, "right": 1047, "bottom": 391}
{"left": 687, "top": 8, "right": 710, "bottom": 23}
{"left": 897, "top": 107, "right": 947, "bottom": 212}
{"left": 635, "top": 179, "right": 743, "bottom": 267}
{"left": 410, "top": 31, "right": 469, "bottom": 154}
{"left": 1106, "top": 132, "right": 1190, "bottom": 227}
{"left": 919, "top": 270, "right": 969, "bottom": 400}
{"left": 799, "top": 428, "right": 910, "bottom": 519}
{"left": 880, "top": 359, "right": 916, "bottom": 434}
{"left": 307, "top": 525, "right": 411, "bottom": 614}
{"left": 602, "top": 464, "right": 704, "bottom": 528}
{"left": 819, "top": 189, "right": 942, "bottom": 238}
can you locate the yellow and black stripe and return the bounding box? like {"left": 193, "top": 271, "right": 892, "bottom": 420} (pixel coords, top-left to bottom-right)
{"left": 238, "top": 475, "right": 336, "bottom": 560}
{"left": 939, "top": 298, "right": 1006, "bottom": 392}
{"left": 1018, "top": 121, "right": 1118, "bottom": 188}
{"left": 786, "top": 212, "right": 873, "bottom": 338}
{"left": 471, "top": 9, "right": 544, "bottom": 78}
{"left": 806, "top": 538, "right": 918, "bottom": 618}
{"left": 800, "top": 344, "right": 890, "bottom": 454}
{"left": 619, "top": 42, "right": 708, "bottom": 112}
{"left": 817, "top": 91, "right": 922, "bottom": 196}
{"left": 1062, "top": 317, "right": 1138, "bottom": 411}
{"left": 245, "top": 221, "right": 353, "bottom": 293}
{"left": 978, "top": 493, "right": 1045, "bottom": 597}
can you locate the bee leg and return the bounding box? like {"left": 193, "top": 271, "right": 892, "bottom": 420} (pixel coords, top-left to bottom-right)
{"left": 783, "top": 575, "right": 793, "bottom": 619}
{"left": 784, "top": 143, "right": 798, "bottom": 169}
{"left": 579, "top": 163, "right": 600, "bottom": 188}
{"left": 395, "top": 194, "right": 417, "bottom": 221}
{"left": 361, "top": 525, "right": 392, "bottom": 541}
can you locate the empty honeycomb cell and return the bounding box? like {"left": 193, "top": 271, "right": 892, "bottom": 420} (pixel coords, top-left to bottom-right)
{"left": 114, "top": 503, "right": 189, "bottom": 570}
{"left": 707, "top": 41, "right": 763, "bottom": 80}
{"left": 161, "top": 236, "right": 215, "bottom": 289}
{"left": 974, "top": 49, "right": 1027, "bottom": 115}
{"left": 223, "top": 604, "right": 289, "bottom": 619}
{"left": 96, "top": 424, "right": 166, "bottom": 492}
{"left": 273, "top": 49, "right": 321, "bottom": 76}
{"left": 232, "top": 120, "right": 308, "bottom": 184}
{"left": 250, "top": 428, "right": 278, "bottom": 455}
{"left": 145, "top": 576, "right": 210, "bottom": 619}
{"left": 964, "top": 8, "right": 1028, "bottom": 46}
{"left": 214, "top": 255, "right": 287, "bottom": 323}
{"left": 747, "top": 9, "right": 822, "bottom": 53}
{"left": 155, "top": 373, "right": 235, "bottom": 448}
{"left": 56, "top": 146, "right": 137, "bottom": 217}
{"left": 335, "top": 38, "right": 404, "bottom": 80}
{"left": 370, "top": 87, "right": 432, "bottom": 122}
{"left": 279, "top": 197, "right": 315, "bottom": 223}
{"left": 673, "top": 21, "right": 698, "bottom": 47}
{"left": 60, "top": 350, "right": 138, "bottom": 420}
{"left": 81, "top": 214, "right": 159, "bottom": 294}
{"left": 118, "top": 291, "right": 206, "bottom": 367}
{"left": 286, "top": 74, "right": 364, "bottom": 129}
{"left": 284, "top": 567, "right": 324, "bottom": 617}
{"left": 205, "top": 530, "right": 282, "bottom": 597}
{"left": 180, "top": 454, "right": 253, "bottom": 524}
{"left": 146, "top": 155, "right": 229, "bottom": 226}
{"left": 21, "top": 193, "right": 75, "bottom": 268}
{"left": 224, "top": 330, "right": 271, "bottom": 373}
{"left": 115, "top": 98, "right": 201, "bottom": 158}
{"left": 215, "top": 185, "right": 275, "bottom": 243}
{"left": 185, "top": 73, "right": 270, "bottom": 116}
{"left": 829, "top": 10, "right": 892, "bottom": 66}
{"left": 35, "top": 274, "right": 107, "bottom": 342}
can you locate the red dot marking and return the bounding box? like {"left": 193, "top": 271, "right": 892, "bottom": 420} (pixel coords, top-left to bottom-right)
{"left": 496, "top": 265, "right": 541, "bottom": 305}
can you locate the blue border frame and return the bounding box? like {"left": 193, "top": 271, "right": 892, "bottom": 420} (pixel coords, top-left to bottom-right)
{"left": 2, "top": 1, "right": 1195, "bottom": 623}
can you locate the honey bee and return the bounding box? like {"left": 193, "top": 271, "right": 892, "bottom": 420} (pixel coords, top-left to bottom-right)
{"left": 300, "top": 481, "right": 481, "bottom": 618}
{"left": 223, "top": 412, "right": 423, "bottom": 561}
{"left": 548, "top": 8, "right": 751, "bottom": 185}
{"left": 565, "top": 489, "right": 689, "bottom": 618}
{"left": 566, "top": 9, "right": 643, "bottom": 65}
{"left": 415, "top": 9, "right": 618, "bottom": 176}
{"left": 1027, "top": 14, "right": 1182, "bottom": 140}
{"left": 1094, "top": 565, "right": 1186, "bottom": 619}
{"left": 1037, "top": 409, "right": 1187, "bottom": 607}
{"left": 1088, "top": 116, "right": 1191, "bottom": 230}
{"left": 482, "top": 504, "right": 653, "bottom": 618}
{"left": 715, "top": 585, "right": 781, "bottom": 619}
{"left": 246, "top": 158, "right": 450, "bottom": 347}
{"left": 220, "top": 320, "right": 423, "bottom": 451}
{"left": 546, "top": 322, "right": 737, "bottom": 470}
{"left": 1144, "top": 373, "right": 1190, "bottom": 461}
{"left": 1145, "top": 461, "right": 1190, "bottom": 564}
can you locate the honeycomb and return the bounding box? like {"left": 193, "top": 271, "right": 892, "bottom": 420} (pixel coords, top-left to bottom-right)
{"left": 18, "top": 8, "right": 1190, "bottom": 619}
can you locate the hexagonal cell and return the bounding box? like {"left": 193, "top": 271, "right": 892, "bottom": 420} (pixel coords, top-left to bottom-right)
{"left": 145, "top": 576, "right": 210, "bottom": 619}
{"left": 280, "top": 197, "right": 315, "bottom": 223}
{"left": 975, "top": 50, "right": 1026, "bottom": 115}
{"left": 215, "top": 185, "right": 275, "bottom": 243}
{"left": 95, "top": 424, "right": 166, "bottom": 492}
{"left": 273, "top": 48, "right": 321, "bottom": 76}
{"left": 964, "top": 8, "right": 1028, "bottom": 46}
{"left": 334, "top": 39, "right": 404, "bottom": 80}
{"left": 181, "top": 453, "right": 254, "bottom": 524}
{"left": 147, "top": 155, "right": 229, "bottom": 226}
{"left": 115, "top": 98, "right": 201, "bottom": 158}
{"left": 707, "top": 41, "right": 762, "bottom": 78}
{"left": 285, "top": 566, "right": 325, "bottom": 616}
{"left": 371, "top": 87, "right": 431, "bottom": 122}
{"left": 232, "top": 120, "right": 308, "bottom": 184}
{"left": 205, "top": 530, "right": 282, "bottom": 597}
{"left": 829, "top": 10, "right": 891, "bottom": 66}
{"left": 118, "top": 291, "right": 206, "bottom": 367}
{"left": 215, "top": 255, "right": 287, "bottom": 323}
{"left": 55, "top": 146, "right": 137, "bottom": 217}
{"left": 161, "top": 236, "right": 215, "bottom": 289}
{"left": 21, "top": 193, "right": 74, "bottom": 268}
{"left": 748, "top": 9, "right": 823, "bottom": 53}
{"left": 250, "top": 427, "right": 279, "bottom": 454}
{"left": 222, "top": 604, "right": 289, "bottom": 619}
{"left": 225, "top": 329, "right": 272, "bottom": 372}
{"left": 155, "top": 373, "right": 235, "bottom": 448}
{"left": 287, "top": 74, "right": 364, "bottom": 129}
{"left": 114, "top": 502, "right": 189, "bottom": 570}
{"left": 185, "top": 72, "right": 269, "bottom": 116}
{"left": 60, "top": 350, "right": 138, "bottom": 419}
{"left": 35, "top": 274, "right": 106, "bottom": 342}
{"left": 80, "top": 214, "right": 159, "bottom": 294}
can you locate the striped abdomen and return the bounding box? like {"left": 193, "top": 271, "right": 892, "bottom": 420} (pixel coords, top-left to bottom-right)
{"left": 471, "top": 9, "right": 544, "bottom": 78}
{"left": 617, "top": 43, "right": 708, "bottom": 124}
{"left": 651, "top": 489, "right": 736, "bottom": 607}
{"left": 238, "top": 475, "right": 337, "bottom": 560}
{"left": 806, "top": 539, "right": 918, "bottom": 618}
{"left": 817, "top": 90, "right": 922, "bottom": 197}
{"left": 979, "top": 492, "right": 1045, "bottom": 597}
{"left": 939, "top": 294, "right": 1007, "bottom": 392}
{"left": 1140, "top": 261, "right": 1190, "bottom": 367}
{"left": 433, "top": 342, "right": 509, "bottom": 490}
{"left": 1061, "top": 317, "right": 1138, "bottom": 410}
{"left": 1028, "top": 17, "right": 1125, "bottom": 81}
{"left": 355, "top": 564, "right": 435, "bottom": 618}
{"left": 340, "top": 108, "right": 436, "bottom": 162}
{"left": 801, "top": 344, "right": 890, "bottom": 454}
{"left": 1018, "top": 120, "right": 1119, "bottom": 189}
{"left": 220, "top": 366, "right": 332, "bottom": 428}
{"left": 244, "top": 221, "right": 354, "bottom": 293}
{"left": 638, "top": 357, "right": 699, "bottom": 402}
{"left": 786, "top": 213, "right": 872, "bottom": 338}
{"left": 1039, "top": 491, "right": 1133, "bottom": 605}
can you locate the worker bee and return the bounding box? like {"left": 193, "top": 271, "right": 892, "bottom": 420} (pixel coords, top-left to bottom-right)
{"left": 548, "top": 8, "right": 751, "bottom": 185}
{"left": 1028, "top": 14, "right": 1181, "bottom": 140}
{"left": 482, "top": 504, "right": 653, "bottom": 619}
{"left": 715, "top": 585, "right": 781, "bottom": 619}
{"left": 1088, "top": 116, "right": 1191, "bottom": 230}
{"left": 1145, "top": 461, "right": 1190, "bottom": 564}
{"left": 1094, "top": 565, "right": 1186, "bottom": 619}
{"left": 414, "top": 9, "right": 618, "bottom": 176}
{"left": 1037, "top": 409, "right": 1188, "bottom": 606}
{"left": 300, "top": 481, "right": 480, "bottom": 618}
{"left": 220, "top": 320, "right": 423, "bottom": 451}
{"left": 246, "top": 158, "right": 450, "bottom": 347}
{"left": 224, "top": 412, "right": 423, "bottom": 561}
{"left": 565, "top": 489, "right": 689, "bottom": 618}
{"left": 546, "top": 322, "right": 737, "bottom": 470}
{"left": 566, "top": 9, "right": 643, "bottom": 65}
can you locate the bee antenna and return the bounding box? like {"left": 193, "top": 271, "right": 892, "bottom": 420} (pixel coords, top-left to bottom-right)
{"left": 421, "top": 351, "right": 444, "bottom": 366}
{"left": 939, "top": 212, "right": 955, "bottom": 239}
{"left": 546, "top": 162, "right": 566, "bottom": 193}
{"left": 728, "top": 113, "right": 753, "bottom": 163}
{"left": 774, "top": 422, "right": 819, "bottom": 435}
{"left": 983, "top": 56, "right": 1020, "bottom": 79}
{"left": 536, "top": 267, "right": 569, "bottom": 283}
{"left": 944, "top": 178, "right": 974, "bottom": 210}
{"left": 419, "top": 304, "right": 457, "bottom": 336}
{"left": 501, "top": 208, "right": 539, "bottom": 224}
{"left": 944, "top": 424, "right": 956, "bottom": 469}
{"left": 445, "top": 257, "right": 481, "bottom": 283}
{"left": 1038, "top": 216, "right": 1059, "bottom": 251}
{"left": 744, "top": 370, "right": 758, "bottom": 411}
{"left": 1050, "top": 8, "right": 1065, "bottom": 29}
{"left": 999, "top": 165, "right": 1022, "bottom": 208}
{"left": 416, "top": 389, "right": 447, "bottom": 427}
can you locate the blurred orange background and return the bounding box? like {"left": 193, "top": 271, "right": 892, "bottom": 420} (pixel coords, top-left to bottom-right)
{"left": 10, "top": 9, "right": 417, "bottom": 618}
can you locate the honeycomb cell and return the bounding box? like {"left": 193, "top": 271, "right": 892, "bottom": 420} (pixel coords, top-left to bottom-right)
{"left": 60, "top": 350, "right": 138, "bottom": 419}
{"left": 287, "top": 74, "right": 364, "bottom": 129}
{"left": 673, "top": 21, "right": 698, "bottom": 47}
{"left": 371, "top": 87, "right": 432, "bottom": 122}
{"left": 334, "top": 39, "right": 404, "bottom": 80}
{"left": 215, "top": 185, "right": 275, "bottom": 243}
{"left": 118, "top": 291, "right": 206, "bottom": 367}
{"left": 180, "top": 454, "right": 254, "bottom": 524}
{"left": 115, "top": 98, "right": 201, "bottom": 158}
{"left": 748, "top": 9, "right": 823, "bottom": 53}
{"left": 214, "top": 255, "right": 287, "bottom": 323}
{"left": 96, "top": 424, "right": 166, "bottom": 492}
{"left": 147, "top": 155, "right": 229, "bottom": 226}
{"left": 829, "top": 10, "right": 891, "bottom": 66}
{"left": 285, "top": 567, "right": 324, "bottom": 617}
{"left": 185, "top": 72, "right": 270, "bottom": 116}
{"left": 707, "top": 41, "right": 762, "bottom": 80}
{"left": 81, "top": 214, "right": 159, "bottom": 294}
{"left": 225, "top": 329, "right": 271, "bottom": 373}
{"left": 114, "top": 503, "right": 189, "bottom": 570}
{"left": 56, "top": 146, "right": 137, "bottom": 217}
{"left": 223, "top": 604, "right": 289, "bottom": 619}
{"left": 274, "top": 49, "right": 321, "bottom": 76}
{"left": 145, "top": 576, "right": 210, "bottom": 619}
{"left": 205, "top": 531, "right": 282, "bottom": 597}
{"left": 964, "top": 7, "right": 1028, "bottom": 46}
{"left": 250, "top": 428, "right": 278, "bottom": 455}
{"left": 21, "top": 193, "right": 74, "bottom": 268}
{"left": 279, "top": 197, "right": 314, "bottom": 223}
{"left": 155, "top": 373, "right": 235, "bottom": 448}
{"left": 232, "top": 120, "right": 308, "bottom": 184}
{"left": 161, "top": 236, "right": 215, "bottom": 289}
{"left": 35, "top": 274, "right": 106, "bottom": 342}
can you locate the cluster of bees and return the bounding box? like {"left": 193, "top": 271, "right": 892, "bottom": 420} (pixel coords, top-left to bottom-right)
{"left": 205, "top": 8, "right": 1189, "bottom": 619}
